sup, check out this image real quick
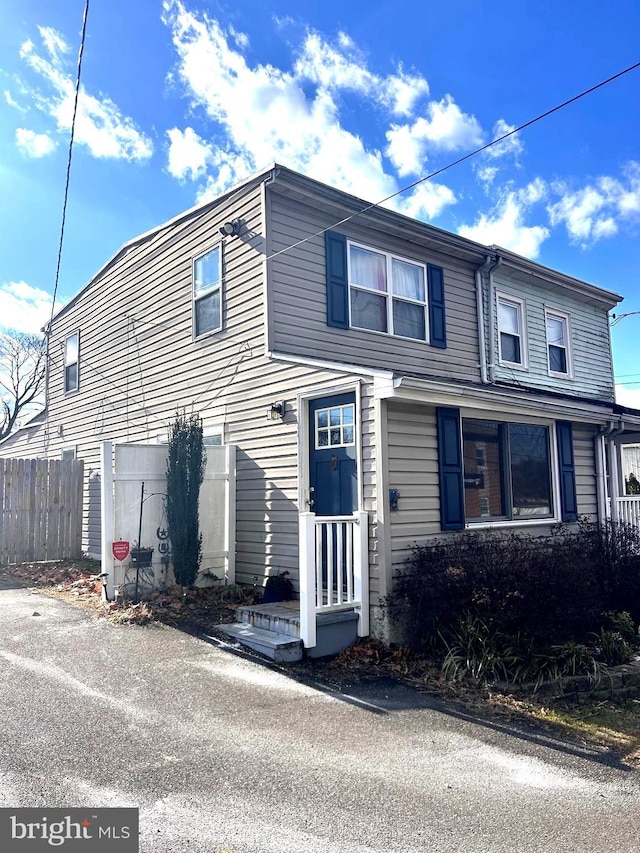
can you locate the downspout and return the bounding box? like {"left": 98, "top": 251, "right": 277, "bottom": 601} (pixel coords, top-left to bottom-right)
{"left": 261, "top": 166, "right": 280, "bottom": 357}
{"left": 475, "top": 255, "right": 493, "bottom": 384}
{"left": 486, "top": 253, "right": 503, "bottom": 383}
{"left": 595, "top": 421, "right": 616, "bottom": 523}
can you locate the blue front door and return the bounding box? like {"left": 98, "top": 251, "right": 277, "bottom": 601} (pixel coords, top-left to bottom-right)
{"left": 309, "top": 393, "right": 358, "bottom": 516}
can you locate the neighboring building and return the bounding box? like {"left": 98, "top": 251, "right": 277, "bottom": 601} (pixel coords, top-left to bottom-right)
{"left": 2, "top": 164, "right": 639, "bottom": 652}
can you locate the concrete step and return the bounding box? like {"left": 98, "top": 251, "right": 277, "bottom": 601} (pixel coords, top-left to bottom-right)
{"left": 217, "top": 622, "right": 303, "bottom": 663}
{"left": 236, "top": 602, "right": 301, "bottom": 638}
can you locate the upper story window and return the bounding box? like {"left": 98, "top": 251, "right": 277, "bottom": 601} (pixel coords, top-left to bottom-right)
{"left": 193, "top": 245, "right": 222, "bottom": 338}
{"left": 462, "top": 418, "right": 553, "bottom": 522}
{"left": 545, "top": 310, "right": 571, "bottom": 377}
{"left": 348, "top": 243, "right": 427, "bottom": 341}
{"left": 64, "top": 332, "right": 79, "bottom": 393}
{"left": 497, "top": 294, "right": 527, "bottom": 368}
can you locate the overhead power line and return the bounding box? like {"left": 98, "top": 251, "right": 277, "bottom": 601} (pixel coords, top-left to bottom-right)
{"left": 48, "top": 0, "right": 90, "bottom": 323}
{"left": 266, "top": 58, "right": 640, "bottom": 264}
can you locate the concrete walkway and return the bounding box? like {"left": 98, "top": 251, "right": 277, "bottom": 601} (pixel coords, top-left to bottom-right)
{"left": 0, "top": 582, "right": 638, "bottom": 852}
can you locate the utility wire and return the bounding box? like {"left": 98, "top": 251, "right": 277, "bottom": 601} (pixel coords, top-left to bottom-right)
{"left": 48, "top": 0, "right": 90, "bottom": 324}
{"left": 265, "top": 59, "right": 640, "bottom": 264}
{"left": 42, "top": 0, "right": 89, "bottom": 456}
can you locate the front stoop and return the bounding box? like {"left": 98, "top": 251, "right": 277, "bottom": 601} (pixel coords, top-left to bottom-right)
{"left": 218, "top": 602, "right": 303, "bottom": 663}
{"left": 218, "top": 601, "right": 359, "bottom": 662}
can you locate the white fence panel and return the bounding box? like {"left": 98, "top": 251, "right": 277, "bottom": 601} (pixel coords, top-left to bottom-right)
{"left": 101, "top": 441, "right": 235, "bottom": 599}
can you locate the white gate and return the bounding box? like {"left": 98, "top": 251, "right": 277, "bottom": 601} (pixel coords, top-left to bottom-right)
{"left": 100, "top": 441, "right": 236, "bottom": 600}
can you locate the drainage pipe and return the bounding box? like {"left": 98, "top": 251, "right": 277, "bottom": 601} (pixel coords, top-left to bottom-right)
{"left": 486, "top": 254, "right": 503, "bottom": 383}
{"left": 475, "top": 255, "right": 494, "bottom": 384}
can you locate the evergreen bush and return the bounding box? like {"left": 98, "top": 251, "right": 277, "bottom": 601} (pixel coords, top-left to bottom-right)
{"left": 166, "top": 412, "right": 206, "bottom": 589}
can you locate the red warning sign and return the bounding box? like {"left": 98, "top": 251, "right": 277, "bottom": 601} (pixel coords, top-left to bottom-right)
{"left": 112, "top": 541, "right": 130, "bottom": 562}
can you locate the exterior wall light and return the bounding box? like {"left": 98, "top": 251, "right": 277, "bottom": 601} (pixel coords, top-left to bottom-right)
{"left": 267, "top": 401, "right": 285, "bottom": 421}
{"left": 219, "top": 219, "right": 242, "bottom": 237}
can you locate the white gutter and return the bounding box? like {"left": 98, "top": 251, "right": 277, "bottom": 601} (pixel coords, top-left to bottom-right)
{"left": 268, "top": 349, "right": 394, "bottom": 381}
{"left": 486, "top": 254, "right": 503, "bottom": 383}
{"left": 475, "top": 255, "right": 494, "bottom": 385}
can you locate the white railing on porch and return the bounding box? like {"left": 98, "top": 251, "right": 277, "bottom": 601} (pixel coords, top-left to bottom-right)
{"left": 615, "top": 496, "right": 640, "bottom": 528}
{"left": 299, "top": 511, "right": 369, "bottom": 649}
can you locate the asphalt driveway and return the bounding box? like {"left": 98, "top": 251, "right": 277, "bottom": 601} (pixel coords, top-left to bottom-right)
{"left": 0, "top": 581, "right": 639, "bottom": 852}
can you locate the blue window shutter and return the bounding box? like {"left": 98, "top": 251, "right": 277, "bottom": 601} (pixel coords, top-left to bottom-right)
{"left": 325, "top": 231, "right": 349, "bottom": 329}
{"left": 557, "top": 421, "right": 578, "bottom": 522}
{"left": 436, "top": 407, "right": 465, "bottom": 530}
{"left": 428, "top": 264, "right": 447, "bottom": 348}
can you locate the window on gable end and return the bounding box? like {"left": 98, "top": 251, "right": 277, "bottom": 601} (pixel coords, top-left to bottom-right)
{"left": 193, "top": 245, "right": 222, "bottom": 338}
{"left": 64, "top": 332, "right": 79, "bottom": 393}
{"left": 546, "top": 310, "right": 571, "bottom": 377}
{"left": 497, "top": 294, "right": 526, "bottom": 368}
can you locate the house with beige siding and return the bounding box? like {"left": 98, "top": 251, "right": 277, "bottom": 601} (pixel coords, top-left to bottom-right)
{"left": 2, "top": 164, "right": 639, "bottom": 658}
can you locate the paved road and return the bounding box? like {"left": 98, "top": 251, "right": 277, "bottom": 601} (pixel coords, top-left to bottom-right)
{"left": 1, "top": 581, "right": 639, "bottom": 852}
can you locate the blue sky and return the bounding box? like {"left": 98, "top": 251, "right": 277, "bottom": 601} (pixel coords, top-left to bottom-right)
{"left": 1, "top": 0, "right": 639, "bottom": 402}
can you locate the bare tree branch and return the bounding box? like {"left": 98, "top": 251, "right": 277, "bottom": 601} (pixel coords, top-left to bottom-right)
{"left": 0, "top": 329, "right": 47, "bottom": 440}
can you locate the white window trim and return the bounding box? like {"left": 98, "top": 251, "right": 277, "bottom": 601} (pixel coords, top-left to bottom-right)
{"left": 496, "top": 292, "right": 528, "bottom": 370}
{"left": 61, "top": 446, "right": 77, "bottom": 461}
{"left": 545, "top": 307, "right": 573, "bottom": 379}
{"left": 64, "top": 331, "right": 80, "bottom": 394}
{"left": 461, "top": 413, "right": 561, "bottom": 528}
{"left": 347, "top": 240, "right": 430, "bottom": 343}
{"left": 192, "top": 243, "right": 223, "bottom": 340}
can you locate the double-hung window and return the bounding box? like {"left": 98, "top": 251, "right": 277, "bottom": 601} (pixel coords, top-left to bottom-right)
{"left": 462, "top": 418, "right": 553, "bottom": 521}
{"left": 546, "top": 310, "right": 571, "bottom": 377}
{"left": 64, "top": 332, "right": 79, "bottom": 393}
{"left": 348, "top": 243, "right": 427, "bottom": 341}
{"left": 193, "top": 245, "right": 222, "bottom": 338}
{"left": 497, "top": 294, "right": 526, "bottom": 367}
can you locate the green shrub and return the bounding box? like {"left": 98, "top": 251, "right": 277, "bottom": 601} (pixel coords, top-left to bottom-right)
{"left": 166, "top": 411, "right": 206, "bottom": 589}
{"left": 387, "top": 521, "right": 640, "bottom": 684}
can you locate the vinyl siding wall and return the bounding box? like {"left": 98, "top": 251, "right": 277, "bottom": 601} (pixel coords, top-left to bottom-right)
{"left": 0, "top": 180, "right": 381, "bottom": 597}
{"left": 385, "top": 401, "right": 600, "bottom": 574}
{"left": 268, "top": 189, "right": 482, "bottom": 383}
{"left": 487, "top": 270, "right": 615, "bottom": 401}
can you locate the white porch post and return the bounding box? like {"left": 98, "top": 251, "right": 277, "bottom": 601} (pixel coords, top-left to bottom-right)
{"left": 608, "top": 439, "right": 620, "bottom": 521}
{"left": 299, "top": 512, "right": 316, "bottom": 648}
{"left": 353, "top": 510, "right": 370, "bottom": 637}
{"left": 100, "top": 441, "right": 114, "bottom": 601}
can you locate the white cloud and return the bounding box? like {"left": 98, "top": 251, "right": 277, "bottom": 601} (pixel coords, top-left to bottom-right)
{"left": 160, "top": 0, "right": 459, "bottom": 218}
{"left": 294, "top": 31, "right": 378, "bottom": 94}
{"left": 476, "top": 165, "right": 499, "bottom": 185}
{"left": 548, "top": 163, "right": 640, "bottom": 246}
{"left": 394, "top": 181, "right": 457, "bottom": 221}
{"left": 15, "top": 127, "right": 57, "bottom": 158}
{"left": 0, "top": 281, "right": 55, "bottom": 333}
{"left": 386, "top": 94, "right": 483, "bottom": 176}
{"left": 383, "top": 69, "right": 430, "bottom": 117}
{"left": 161, "top": 1, "right": 398, "bottom": 202}
{"left": 615, "top": 384, "right": 640, "bottom": 410}
{"left": 17, "top": 27, "right": 153, "bottom": 162}
{"left": 166, "top": 127, "right": 212, "bottom": 180}
{"left": 458, "top": 181, "right": 550, "bottom": 258}
{"left": 485, "top": 119, "right": 524, "bottom": 160}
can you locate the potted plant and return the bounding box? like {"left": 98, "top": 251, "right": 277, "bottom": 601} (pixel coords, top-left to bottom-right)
{"left": 130, "top": 546, "right": 154, "bottom": 567}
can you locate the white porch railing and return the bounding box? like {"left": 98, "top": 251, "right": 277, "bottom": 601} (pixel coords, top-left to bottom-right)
{"left": 615, "top": 496, "right": 640, "bottom": 528}
{"left": 299, "top": 511, "right": 369, "bottom": 648}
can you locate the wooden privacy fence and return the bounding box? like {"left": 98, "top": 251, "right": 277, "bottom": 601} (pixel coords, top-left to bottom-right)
{"left": 0, "top": 458, "right": 84, "bottom": 565}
